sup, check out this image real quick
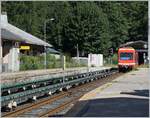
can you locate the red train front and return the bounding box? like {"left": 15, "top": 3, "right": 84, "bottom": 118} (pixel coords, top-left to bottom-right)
{"left": 118, "top": 47, "right": 138, "bottom": 71}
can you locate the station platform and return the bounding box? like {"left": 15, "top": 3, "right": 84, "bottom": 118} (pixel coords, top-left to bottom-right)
{"left": 66, "top": 68, "right": 149, "bottom": 117}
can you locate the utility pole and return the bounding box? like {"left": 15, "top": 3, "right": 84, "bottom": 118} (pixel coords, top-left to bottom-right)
{"left": 109, "top": 48, "right": 113, "bottom": 65}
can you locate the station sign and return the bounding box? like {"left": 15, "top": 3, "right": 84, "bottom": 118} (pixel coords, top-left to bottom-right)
{"left": 20, "top": 46, "right": 30, "bottom": 50}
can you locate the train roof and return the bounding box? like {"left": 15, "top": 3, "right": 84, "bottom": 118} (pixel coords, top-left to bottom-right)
{"left": 118, "top": 47, "right": 135, "bottom": 51}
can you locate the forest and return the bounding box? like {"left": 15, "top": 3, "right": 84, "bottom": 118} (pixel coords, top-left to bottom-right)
{"left": 2, "top": 1, "right": 148, "bottom": 57}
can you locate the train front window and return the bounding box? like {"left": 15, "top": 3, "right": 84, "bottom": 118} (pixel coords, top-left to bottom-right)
{"left": 120, "top": 53, "right": 133, "bottom": 60}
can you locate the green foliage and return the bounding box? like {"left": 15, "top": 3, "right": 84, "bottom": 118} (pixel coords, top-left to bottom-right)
{"left": 20, "top": 54, "right": 62, "bottom": 70}
{"left": 2, "top": 1, "right": 148, "bottom": 56}
{"left": 104, "top": 53, "right": 118, "bottom": 66}
{"left": 121, "top": 2, "right": 148, "bottom": 42}
{"left": 112, "top": 53, "right": 118, "bottom": 65}
{"left": 20, "top": 55, "right": 44, "bottom": 70}
{"left": 20, "top": 54, "right": 86, "bottom": 70}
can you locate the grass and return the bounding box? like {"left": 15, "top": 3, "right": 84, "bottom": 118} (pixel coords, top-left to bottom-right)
{"left": 138, "top": 64, "right": 149, "bottom": 68}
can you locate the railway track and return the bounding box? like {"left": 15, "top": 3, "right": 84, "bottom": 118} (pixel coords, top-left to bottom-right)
{"left": 2, "top": 77, "right": 104, "bottom": 117}
{"left": 39, "top": 96, "right": 81, "bottom": 117}
{"left": 2, "top": 92, "right": 68, "bottom": 117}
{"left": 1, "top": 68, "right": 115, "bottom": 109}
{"left": 2, "top": 69, "right": 122, "bottom": 117}
{"left": 39, "top": 72, "right": 123, "bottom": 117}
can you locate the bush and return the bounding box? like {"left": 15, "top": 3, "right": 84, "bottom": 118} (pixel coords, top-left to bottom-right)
{"left": 20, "top": 54, "right": 86, "bottom": 71}
{"left": 104, "top": 53, "right": 118, "bottom": 66}
{"left": 20, "top": 55, "right": 44, "bottom": 70}
{"left": 112, "top": 53, "right": 118, "bottom": 65}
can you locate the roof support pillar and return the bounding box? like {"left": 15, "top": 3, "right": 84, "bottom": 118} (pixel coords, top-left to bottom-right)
{"left": 148, "top": 1, "right": 150, "bottom": 67}
{"left": 8, "top": 47, "right": 20, "bottom": 72}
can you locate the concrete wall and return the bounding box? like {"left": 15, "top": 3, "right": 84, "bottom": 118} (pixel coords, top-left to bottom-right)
{"left": 2, "top": 40, "right": 20, "bottom": 72}
{"left": 88, "top": 54, "right": 103, "bottom": 67}
{"left": 3, "top": 47, "right": 20, "bottom": 72}
{"left": 8, "top": 47, "right": 20, "bottom": 72}
{"left": 72, "top": 57, "right": 88, "bottom": 66}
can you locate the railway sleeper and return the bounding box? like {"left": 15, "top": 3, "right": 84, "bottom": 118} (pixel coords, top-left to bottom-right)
{"left": 56, "top": 88, "right": 63, "bottom": 93}
{"left": 17, "top": 87, "right": 26, "bottom": 92}
{"left": 48, "top": 91, "right": 52, "bottom": 95}
{"left": 2, "top": 90, "right": 11, "bottom": 96}
{"left": 44, "top": 91, "right": 53, "bottom": 96}
{"left": 32, "top": 96, "right": 37, "bottom": 101}
{"left": 63, "top": 85, "right": 71, "bottom": 91}
{"left": 2, "top": 101, "right": 17, "bottom": 112}
{"left": 82, "top": 81, "right": 85, "bottom": 84}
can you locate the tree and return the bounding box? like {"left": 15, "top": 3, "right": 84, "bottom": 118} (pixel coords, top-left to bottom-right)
{"left": 97, "top": 2, "right": 129, "bottom": 52}
{"left": 2, "top": 1, "right": 148, "bottom": 56}
{"left": 62, "top": 2, "right": 111, "bottom": 56}
{"left": 121, "top": 2, "right": 148, "bottom": 41}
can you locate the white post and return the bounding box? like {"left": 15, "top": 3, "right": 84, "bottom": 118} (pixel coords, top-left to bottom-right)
{"left": 62, "top": 55, "right": 66, "bottom": 70}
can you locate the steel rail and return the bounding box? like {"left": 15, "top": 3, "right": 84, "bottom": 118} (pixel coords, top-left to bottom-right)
{"left": 2, "top": 92, "right": 68, "bottom": 117}
{"left": 39, "top": 96, "right": 82, "bottom": 117}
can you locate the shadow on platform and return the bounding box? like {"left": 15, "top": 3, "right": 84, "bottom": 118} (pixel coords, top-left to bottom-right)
{"left": 121, "top": 89, "right": 149, "bottom": 97}
{"left": 65, "top": 89, "right": 149, "bottom": 117}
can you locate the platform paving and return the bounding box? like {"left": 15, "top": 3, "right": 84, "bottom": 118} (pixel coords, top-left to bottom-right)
{"left": 66, "top": 68, "right": 149, "bottom": 117}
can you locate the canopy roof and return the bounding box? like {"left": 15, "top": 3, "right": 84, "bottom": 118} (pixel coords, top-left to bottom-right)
{"left": 47, "top": 48, "right": 60, "bottom": 54}
{"left": 1, "top": 14, "right": 52, "bottom": 47}
{"left": 120, "top": 40, "right": 148, "bottom": 50}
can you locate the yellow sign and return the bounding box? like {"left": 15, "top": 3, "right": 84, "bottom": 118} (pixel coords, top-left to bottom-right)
{"left": 20, "top": 46, "right": 30, "bottom": 50}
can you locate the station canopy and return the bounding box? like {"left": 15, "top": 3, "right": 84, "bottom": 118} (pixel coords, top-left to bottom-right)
{"left": 120, "top": 40, "right": 148, "bottom": 52}
{"left": 47, "top": 48, "right": 60, "bottom": 54}
{"left": 1, "top": 14, "right": 57, "bottom": 50}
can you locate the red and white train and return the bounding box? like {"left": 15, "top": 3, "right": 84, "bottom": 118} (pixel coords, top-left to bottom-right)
{"left": 118, "top": 47, "right": 138, "bottom": 71}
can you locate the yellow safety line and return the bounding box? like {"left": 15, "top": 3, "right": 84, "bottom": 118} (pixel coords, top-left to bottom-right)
{"left": 80, "top": 82, "right": 114, "bottom": 100}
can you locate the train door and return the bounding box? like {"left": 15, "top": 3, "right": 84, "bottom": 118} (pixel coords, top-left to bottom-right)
{"left": 135, "top": 52, "right": 138, "bottom": 65}
{"left": 138, "top": 52, "right": 144, "bottom": 65}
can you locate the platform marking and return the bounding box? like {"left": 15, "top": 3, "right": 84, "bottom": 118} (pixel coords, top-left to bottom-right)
{"left": 80, "top": 82, "right": 113, "bottom": 101}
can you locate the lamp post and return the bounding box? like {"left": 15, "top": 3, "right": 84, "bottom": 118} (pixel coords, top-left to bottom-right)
{"left": 44, "top": 18, "right": 54, "bottom": 69}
